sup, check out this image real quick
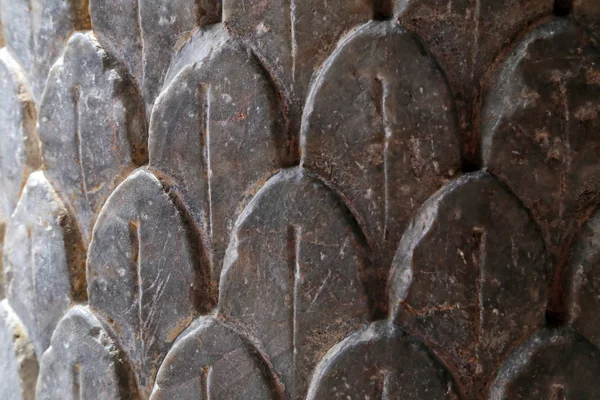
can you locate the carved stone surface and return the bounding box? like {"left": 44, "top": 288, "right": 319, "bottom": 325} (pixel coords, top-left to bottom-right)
{"left": 0, "top": 300, "right": 38, "bottom": 400}
{"left": 481, "top": 19, "right": 600, "bottom": 255}
{"left": 488, "top": 328, "right": 600, "bottom": 399}
{"left": 0, "top": 48, "right": 40, "bottom": 225}
{"left": 224, "top": 0, "right": 372, "bottom": 134}
{"left": 566, "top": 207, "right": 600, "bottom": 349}
{"left": 90, "top": 0, "right": 220, "bottom": 112}
{"left": 151, "top": 316, "right": 282, "bottom": 399}
{"left": 307, "top": 321, "right": 461, "bottom": 399}
{"left": 574, "top": 0, "right": 600, "bottom": 37}
{"left": 389, "top": 172, "right": 549, "bottom": 395}
{"left": 87, "top": 169, "right": 204, "bottom": 399}
{"left": 302, "top": 20, "right": 461, "bottom": 287}
{"left": 150, "top": 24, "right": 288, "bottom": 292}
{"left": 38, "top": 31, "right": 147, "bottom": 244}
{"left": 219, "top": 167, "right": 371, "bottom": 399}
{"left": 3, "top": 171, "right": 85, "bottom": 361}
{"left": 0, "top": 0, "right": 90, "bottom": 100}
{"left": 36, "top": 305, "right": 134, "bottom": 400}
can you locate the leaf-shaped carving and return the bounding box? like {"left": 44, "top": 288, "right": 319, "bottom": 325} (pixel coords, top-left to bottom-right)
{"left": 223, "top": 0, "right": 372, "bottom": 133}
{"left": 87, "top": 169, "right": 206, "bottom": 399}
{"left": 0, "top": 47, "right": 41, "bottom": 299}
{"left": 488, "top": 328, "right": 600, "bottom": 399}
{"left": 90, "top": 0, "right": 220, "bottom": 112}
{"left": 395, "top": 0, "right": 552, "bottom": 163}
{"left": 307, "top": 321, "right": 461, "bottom": 399}
{"left": 0, "top": 0, "right": 90, "bottom": 100}
{"left": 0, "top": 48, "right": 40, "bottom": 224}
{"left": 301, "top": 20, "right": 460, "bottom": 295}
{"left": 3, "top": 172, "right": 85, "bottom": 361}
{"left": 38, "top": 31, "right": 147, "bottom": 245}
{"left": 481, "top": 19, "right": 600, "bottom": 256}
{"left": 36, "top": 305, "right": 136, "bottom": 400}
{"left": 150, "top": 24, "right": 289, "bottom": 291}
{"left": 565, "top": 207, "right": 600, "bottom": 349}
{"left": 389, "top": 172, "right": 549, "bottom": 396}
{"left": 0, "top": 299, "right": 38, "bottom": 400}
{"left": 151, "top": 316, "right": 283, "bottom": 399}
{"left": 219, "top": 167, "right": 371, "bottom": 400}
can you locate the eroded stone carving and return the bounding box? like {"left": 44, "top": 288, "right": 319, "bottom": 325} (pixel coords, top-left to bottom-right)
{"left": 0, "top": 300, "right": 38, "bottom": 400}
{"left": 90, "top": 0, "right": 220, "bottom": 112}
{"left": 150, "top": 24, "right": 289, "bottom": 292}
{"left": 223, "top": 0, "right": 372, "bottom": 134}
{"left": 389, "top": 172, "right": 549, "bottom": 395}
{"left": 481, "top": 19, "right": 600, "bottom": 255}
{"left": 87, "top": 169, "right": 205, "bottom": 399}
{"left": 219, "top": 167, "right": 371, "bottom": 400}
{"left": 0, "top": 0, "right": 90, "bottom": 100}
{"left": 36, "top": 305, "right": 134, "bottom": 400}
{"left": 151, "top": 316, "right": 282, "bottom": 399}
{"left": 488, "top": 328, "right": 600, "bottom": 399}
{"left": 3, "top": 172, "right": 85, "bottom": 361}
{"left": 307, "top": 321, "right": 461, "bottom": 399}
{"left": 38, "top": 31, "right": 147, "bottom": 245}
{"left": 302, "top": 20, "right": 460, "bottom": 297}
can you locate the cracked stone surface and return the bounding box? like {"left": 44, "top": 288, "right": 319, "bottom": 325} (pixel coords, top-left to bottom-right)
{"left": 38, "top": 31, "right": 147, "bottom": 245}
{"left": 151, "top": 316, "right": 282, "bottom": 400}
{"left": 3, "top": 171, "right": 85, "bottom": 361}
{"left": 389, "top": 172, "right": 549, "bottom": 396}
{"left": 219, "top": 167, "right": 371, "bottom": 400}
{"left": 36, "top": 305, "right": 134, "bottom": 400}
{"left": 87, "top": 169, "right": 205, "bottom": 399}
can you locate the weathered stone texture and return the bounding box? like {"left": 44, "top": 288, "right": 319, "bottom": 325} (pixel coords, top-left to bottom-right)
{"left": 389, "top": 172, "right": 549, "bottom": 396}
{"left": 38, "top": 31, "right": 147, "bottom": 244}
{"left": 36, "top": 306, "right": 134, "bottom": 400}
{"left": 150, "top": 24, "right": 289, "bottom": 291}
{"left": 87, "top": 169, "right": 204, "bottom": 399}
{"left": 0, "top": 300, "right": 38, "bottom": 400}
{"left": 219, "top": 168, "right": 371, "bottom": 399}
{"left": 3, "top": 172, "right": 85, "bottom": 361}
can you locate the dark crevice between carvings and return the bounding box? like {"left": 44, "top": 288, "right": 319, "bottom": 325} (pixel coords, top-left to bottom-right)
{"left": 373, "top": 0, "right": 394, "bottom": 21}
{"left": 554, "top": 0, "right": 572, "bottom": 17}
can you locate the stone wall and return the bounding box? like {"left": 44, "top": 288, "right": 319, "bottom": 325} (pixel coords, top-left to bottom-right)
{"left": 0, "top": 0, "right": 599, "bottom": 398}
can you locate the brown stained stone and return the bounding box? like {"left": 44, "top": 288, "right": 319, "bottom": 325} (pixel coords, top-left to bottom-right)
{"left": 150, "top": 24, "right": 289, "bottom": 294}
{"left": 389, "top": 172, "right": 549, "bottom": 396}
{"left": 396, "top": 0, "right": 552, "bottom": 165}
{"left": 0, "top": 300, "right": 38, "bottom": 400}
{"left": 150, "top": 316, "right": 283, "bottom": 400}
{"left": 0, "top": 48, "right": 40, "bottom": 225}
{"left": 301, "top": 20, "right": 460, "bottom": 299}
{"left": 38, "top": 31, "right": 147, "bottom": 245}
{"left": 565, "top": 207, "right": 600, "bottom": 349}
{"left": 574, "top": 0, "right": 600, "bottom": 37}
{"left": 223, "top": 0, "right": 372, "bottom": 135}
{"left": 481, "top": 19, "right": 600, "bottom": 311}
{"left": 488, "top": 328, "right": 600, "bottom": 399}
{"left": 219, "top": 167, "right": 371, "bottom": 400}
{"left": 36, "top": 306, "right": 135, "bottom": 400}
{"left": 0, "top": 0, "right": 90, "bottom": 100}
{"left": 87, "top": 169, "right": 206, "bottom": 399}
{"left": 306, "top": 321, "right": 461, "bottom": 399}
{"left": 3, "top": 172, "right": 85, "bottom": 361}
{"left": 90, "top": 0, "right": 221, "bottom": 113}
